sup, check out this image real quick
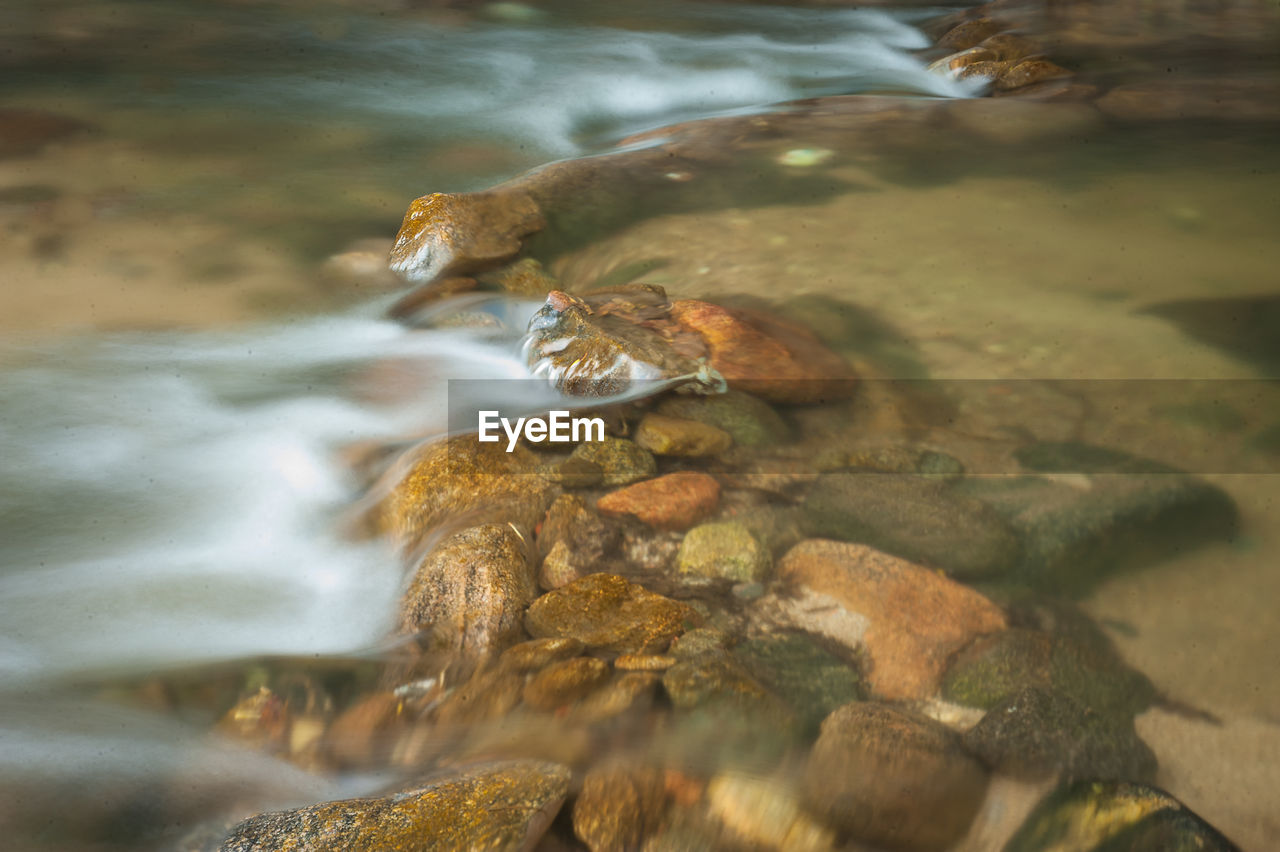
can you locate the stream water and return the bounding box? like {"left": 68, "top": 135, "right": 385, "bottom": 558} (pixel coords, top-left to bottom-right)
{"left": 2, "top": 0, "right": 1279, "bottom": 849}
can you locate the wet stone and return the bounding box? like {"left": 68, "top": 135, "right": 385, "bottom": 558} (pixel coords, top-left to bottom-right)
{"left": 485, "top": 256, "right": 560, "bottom": 296}
{"left": 778, "top": 539, "right": 1007, "bottom": 701}
{"left": 324, "top": 692, "right": 401, "bottom": 770}
{"left": 936, "top": 17, "right": 1007, "bottom": 51}
{"left": 656, "top": 389, "right": 790, "bottom": 447}
{"left": 569, "top": 437, "right": 655, "bottom": 487}
{"left": 597, "top": 471, "right": 720, "bottom": 531}
{"left": 219, "top": 759, "right": 570, "bottom": 852}
{"left": 573, "top": 671, "right": 661, "bottom": 722}
{"left": 802, "top": 702, "right": 988, "bottom": 852}
{"left": 1004, "top": 780, "right": 1240, "bottom": 852}
{"left": 388, "top": 189, "right": 545, "bottom": 283}
{"left": 369, "top": 435, "right": 553, "bottom": 553}
{"left": 499, "top": 637, "right": 586, "bottom": 673}
{"left": 523, "top": 288, "right": 716, "bottom": 398}
{"left": 732, "top": 634, "right": 866, "bottom": 737}
{"left": 522, "top": 656, "right": 610, "bottom": 711}
{"left": 706, "top": 772, "right": 836, "bottom": 852}
{"left": 955, "top": 446, "right": 1238, "bottom": 594}
{"left": 634, "top": 412, "right": 733, "bottom": 457}
{"left": 677, "top": 521, "right": 771, "bottom": 583}
{"left": 524, "top": 573, "right": 698, "bottom": 655}
{"left": 997, "top": 58, "right": 1072, "bottom": 91}
{"left": 614, "top": 653, "right": 676, "bottom": 672}
{"left": 668, "top": 300, "right": 857, "bottom": 405}
{"left": 536, "top": 494, "right": 623, "bottom": 587}
{"left": 398, "top": 523, "right": 537, "bottom": 657}
{"left": 572, "top": 765, "right": 667, "bottom": 852}
{"left": 962, "top": 685, "right": 1157, "bottom": 782}
{"left": 662, "top": 653, "right": 773, "bottom": 710}
{"left": 668, "top": 627, "right": 731, "bottom": 661}
{"left": 803, "top": 472, "right": 1021, "bottom": 579}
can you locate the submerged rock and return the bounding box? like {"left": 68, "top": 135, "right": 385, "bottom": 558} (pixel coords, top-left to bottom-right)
{"left": 219, "top": 759, "right": 570, "bottom": 851}
{"left": 522, "top": 656, "right": 611, "bottom": 710}
{"left": 778, "top": 539, "right": 1007, "bottom": 700}
{"left": 707, "top": 772, "right": 836, "bottom": 852}
{"left": 1004, "top": 780, "right": 1240, "bottom": 852}
{"left": 524, "top": 573, "right": 698, "bottom": 655}
{"left": 803, "top": 472, "right": 1021, "bottom": 579}
{"left": 634, "top": 413, "right": 733, "bottom": 457}
{"left": 941, "top": 627, "right": 1156, "bottom": 721}
{"left": 656, "top": 389, "right": 790, "bottom": 447}
{"left": 676, "top": 521, "right": 771, "bottom": 582}
{"left": 802, "top": 702, "right": 988, "bottom": 852}
{"left": 962, "top": 685, "right": 1156, "bottom": 782}
{"left": 573, "top": 765, "right": 667, "bottom": 852}
{"left": 955, "top": 445, "right": 1238, "bottom": 594}
{"left": 732, "top": 633, "right": 866, "bottom": 737}
{"left": 399, "top": 522, "right": 538, "bottom": 656}
{"left": 568, "top": 437, "right": 656, "bottom": 487}
{"left": 367, "top": 435, "right": 553, "bottom": 553}
{"left": 667, "top": 300, "right": 856, "bottom": 404}
{"left": 596, "top": 472, "right": 721, "bottom": 531}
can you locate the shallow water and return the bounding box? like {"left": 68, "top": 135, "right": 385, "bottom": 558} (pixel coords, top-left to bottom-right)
{"left": 1, "top": 0, "right": 1279, "bottom": 849}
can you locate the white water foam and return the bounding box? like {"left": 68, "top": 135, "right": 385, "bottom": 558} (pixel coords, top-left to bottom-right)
{"left": 0, "top": 304, "right": 544, "bottom": 685}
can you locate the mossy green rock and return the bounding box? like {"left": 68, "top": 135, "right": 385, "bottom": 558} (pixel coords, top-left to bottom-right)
{"left": 803, "top": 472, "right": 1021, "bottom": 579}
{"left": 524, "top": 573, "right": 697, "bottom": 655}
{"left": 656, "top": 390, "right": 790, "bottom": 447}
{"left": 957, "top": 443, "right": 1238, "bottom": 595}
{"left": 732, "top": 633, "right": 866, "bottom": 736}
{"left": 569, "top": 437, "right": 656, "bottom": 486}
{"left": 219, "top": 759, "right": 570, "bottom": 851}
{"left": 963, "top": 685, "right": 1157, "bottom": 782}
{"left": 941, "top": 628, "right": 1156, "bottom": 721}
{"left": 1004, "top": 780, "right": 1240, "bottom": 852}
{"left": 677, "top": 521, "right": 771, "bottom": 582}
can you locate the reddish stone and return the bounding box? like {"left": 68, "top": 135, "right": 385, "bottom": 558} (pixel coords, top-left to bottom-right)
{"left": 596, "top": 472, "right": 720, "bottom": 531}
{"left": 668, "top": 300, "right": 856, "bottom": 404}
{"left": 778, "top": 539, "right": 1007, "bottom": 701}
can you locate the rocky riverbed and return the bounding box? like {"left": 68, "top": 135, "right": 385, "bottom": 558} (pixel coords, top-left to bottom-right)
{"left": 2, "top": 0, "right": 1279, "bottom": 849}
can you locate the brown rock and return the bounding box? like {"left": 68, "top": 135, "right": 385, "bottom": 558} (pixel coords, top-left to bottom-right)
{"left": 976, "top": 33, "right": 1043, "bottom": 62}
{"left": 936, "top": 18, "right": 1007, "bottom": 51}
{"left": 522, "top": 657, "right": 611, "bottom": 710}
{"left": 596, "top": 472, "right": 720, "bottom": 531}
{"left": 929, "top": 47, "right": 1001, "bottom": 75}
{"left": 538, "top": 493, "right": 622, "bottom": 561}
{"left": 367, "top": 434, "right": 553, "bottom": 552}
{"left": 324, "top": 692, "right": 402, "bottom": 769}
{"left": 614, "top": 654, "right": 677, "bottom": 672}
{"left": 997, "top": 59, "right": 1072, "bottom": 91}
{"left": 497, "top": 637, "right": 586, "bottom": 672}
{"left": 525, "top": 573, "right": 698, "bottom": 655}
{"left": 955, "top": 60, "right": 1015, "bottom": 83}
{"left": 778, "top": 540, "right": 1007, "bottom": 700}
{"left": 388, "top": 189, "right": 545, "bottom": 283}
{"left": 634, "top": 413, "right": 733, "bottom": 457}
{"left": 432, "top": 665, "right": 526, "bottom": 725}
{"left": 399, "top": 523, "right": 538, "bottom": 656}
{"left": 216, "top": 687, "right": 290, "bottom": 753}
{"left": 803, "top": 703, "right": 988, "bottom": 852}
{"left": 540, "top": 540, "right": 583, "bottom": 590}
{"left": 573, "top": 765, "right": 667, "bottom": 852}
{"left": 219, "top": 759, "right": 570, "bottom": 852}
{"left": 669, "top": 300, "right": 856, "bottom": 404}
{"left": 573, "top": 672, "right": 662, "bottom": 722}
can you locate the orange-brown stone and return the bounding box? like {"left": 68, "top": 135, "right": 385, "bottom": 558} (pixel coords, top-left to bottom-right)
{"left": 388, "top": 189, "right": 544, "bottom": 283}
{"left": 668, "top": 300, "right": 855, "bottom": 404}
{"left": 596, "top": 472, "right": 720, "bottom": 531}
{"left": 778, "top": 539, "right": 1007, "bottom": 700}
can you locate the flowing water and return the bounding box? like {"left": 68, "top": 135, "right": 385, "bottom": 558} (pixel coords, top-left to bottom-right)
{"left": 2, "top": 0, "right": 1279, "bottom": 849}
